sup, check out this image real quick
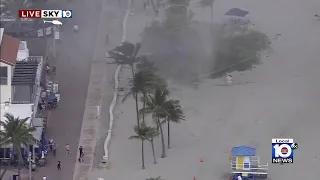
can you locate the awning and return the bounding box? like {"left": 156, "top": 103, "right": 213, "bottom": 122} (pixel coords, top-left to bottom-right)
{"left": 31, "top": 126, "right": 43, "bottom": 142}
{"left": 32, "top": 117, "right": 44, "bottom": 127}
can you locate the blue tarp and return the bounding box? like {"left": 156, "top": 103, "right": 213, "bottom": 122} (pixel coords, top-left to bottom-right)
{"left": 225, "top": 8, "right": 249, "bottom": 17}
{"left": 40, "top": 130, "right": 47, "bottom": 151}
{"left": 47, "top": 95, "right": 57, "bottom": 101}
{"left": 231, "top": 146, "right": 256, "bottom": 156}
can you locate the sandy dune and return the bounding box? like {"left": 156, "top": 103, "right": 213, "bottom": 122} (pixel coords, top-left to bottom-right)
{"left": 91, "top": 0, "right": 320, "bottom": 179}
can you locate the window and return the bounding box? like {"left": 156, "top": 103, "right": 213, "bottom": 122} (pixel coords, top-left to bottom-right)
{"left": 0, "top": 66, "right": 8, "bottom": 85}
{"left": 243, "top": 162, "right": 250, "bottom": 169}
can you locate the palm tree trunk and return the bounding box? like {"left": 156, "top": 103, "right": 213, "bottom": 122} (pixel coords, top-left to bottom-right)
{"left": 167, "top": 120, "right": 171, "bottom": 149}
{"left": 16, "top": 146, "right": 23, "bottom": 180}
{"left": 158, "top": 117, "right": 166, "bottom": 158}
{"left": 131, "top": 65, "right": 135, "bottom": 78}
{"left": 150, "top": 0, "right": 158, "bottom": 17}
{"left": 142, "top": 93, "right": 146, "bottom": 123}
{"left": 18, "top": 166, "right": 21, "bottom": 180}
{"left": 210, "top": 4, "right": 213, "bottom": 27}
{"left": 142, "top": 140, "right": 145, "bottom": 169}
{"left": 135, "top": 92, "right": 140, "bottom": 127}
{"left": 150, "top": 139, "right": 157, "bottom": 164}
{"left": 210, "top": 4, "right": 214, "bottom": 60}
{"left": 131, "top": 65, "right": 140, "bottom": 127}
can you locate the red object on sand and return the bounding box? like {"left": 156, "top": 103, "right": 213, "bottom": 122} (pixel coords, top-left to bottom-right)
{"left": 194, "top": 176, "right": 196, "bottom": 180}
{"left": 200, "top": 158, "right": 204, "bottom": 162}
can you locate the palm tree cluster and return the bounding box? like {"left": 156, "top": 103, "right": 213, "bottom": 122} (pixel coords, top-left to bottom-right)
{"left": 0, "top": 113, "right": 38, "bottom": 180}
{"left": 109, "top": 42, "right": 185, "bottom": 169}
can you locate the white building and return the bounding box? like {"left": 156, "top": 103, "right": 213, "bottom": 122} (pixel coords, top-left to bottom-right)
{"left": 0, "top": 29, "right": 44, "bottom": 156}
{"left": 0, "top": 28, "right": 19, "bottom": 104}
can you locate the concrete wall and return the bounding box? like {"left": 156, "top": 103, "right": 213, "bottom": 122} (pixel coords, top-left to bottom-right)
{"left": 0, "top": 62, "right": 12, "bottom": 103}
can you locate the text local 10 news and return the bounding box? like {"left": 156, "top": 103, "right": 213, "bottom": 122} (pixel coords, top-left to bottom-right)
{"left": 18, "top": 10, "right": 72, "bottom": 18}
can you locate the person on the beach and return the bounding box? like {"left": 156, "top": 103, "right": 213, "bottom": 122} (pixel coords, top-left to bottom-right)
{"left": 79, "top": 146, "right": 83, "bottom": 157}
{"left": 65, "top": 144, "right": 70, "bottom": 155}
{"left": 57, "top": 161, "right": 61, "bottom": 170}
{"left": 226, "top": 74, "right": 233, "bottom": 85}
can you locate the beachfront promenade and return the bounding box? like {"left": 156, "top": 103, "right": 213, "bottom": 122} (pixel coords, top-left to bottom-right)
{"left": 35, "top": 0, "right": 320, "bottom": 179}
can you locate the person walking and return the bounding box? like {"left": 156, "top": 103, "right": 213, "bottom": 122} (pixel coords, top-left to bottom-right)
{"left": 49, "top": 139, "right": 54, "bottom": 152}
{"left": 57, "top": 161, "right": 61, "bottom": 170}
{"left": 65, "top": 144, "right": 70, "bottom": 155}
{"left": 78, "top": 146, "right": 84, "bottom": 162}
{"left": 53, "top": 143, "right": 57, "bottom": 156}
{"left": 79, "top": 146, "right": 83, "bottom": 157}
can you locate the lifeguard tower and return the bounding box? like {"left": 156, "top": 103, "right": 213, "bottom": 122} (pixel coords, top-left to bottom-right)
{"left": 230, "top": 146, "right": 268, "bottom": 180}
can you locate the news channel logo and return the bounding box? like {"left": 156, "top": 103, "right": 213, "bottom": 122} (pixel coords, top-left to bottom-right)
{"left": 62, "top": 10, "right": 72, "bottom": 18}
{"left": 272, "top": 138, "right": 298, "bottom": 164}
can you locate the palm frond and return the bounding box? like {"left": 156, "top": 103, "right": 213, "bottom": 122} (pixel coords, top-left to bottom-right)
{"left": 129, "top": 123, "right": 159, "bottom": 141}
{"left": 122, "top": 90, "right": 133, "bottom": 103}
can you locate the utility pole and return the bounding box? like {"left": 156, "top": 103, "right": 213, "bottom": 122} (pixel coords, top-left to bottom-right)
{"left": 52, "top": 25, "right": 56, "bottom": 58}
{"left": 52, "top": 25, "right": 60, "bottom": 58}
{"left": 28, "top": 152, "right": 32, "bottom": 180}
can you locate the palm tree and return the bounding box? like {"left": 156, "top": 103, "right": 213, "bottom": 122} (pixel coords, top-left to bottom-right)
{"left": 136, "top": 56, "right": 158, "bottom": 72}
{"left": 0, "top": 113, "right": 38, "bottom": 180}
{"left": 199, "top": 0, "right": 215, "bottom": 26}
{"left": 140, "top": 87, "right": 172, "bottom": 158}
{"left": 0, "top": 0, "right": 33, "bottom": 35}
{"left": 108, "top": 42, "right": 143, "bottom": 126}
{"left": 146, "top": 176, "right": 163, "bottom": 180}
{"left": 123, "top": 69, "right": 164, "bottom": 126}
{"left": 129, "top": 122, "right": 159, "bottom": 168}
{"left": 108, "top": 42, "right": 141, "bottom": 78}
{"left": 163, "top": 100, "right": 185, "bottom": 149}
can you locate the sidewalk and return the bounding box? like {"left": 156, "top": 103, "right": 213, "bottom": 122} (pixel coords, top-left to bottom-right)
{"left": 1, "top": 169, "right": 29, "bottom": 180}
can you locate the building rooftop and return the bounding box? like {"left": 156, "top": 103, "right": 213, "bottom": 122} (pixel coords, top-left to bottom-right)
{"left": 0, "top": 103, "right": 33, "bottom": 131}
{"left": 12, "top": 57, "right": 38, "bottom": 85}
{"left": 0, "top": 34, "right": 19, "bottom": 66}
{"left": 231, "top": 146, "right": 256, "bottom": 156}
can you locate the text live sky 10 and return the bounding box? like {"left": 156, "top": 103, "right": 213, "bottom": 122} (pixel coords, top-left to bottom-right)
{"left": 18, "top": 10, "right": 72, "bottom": 18}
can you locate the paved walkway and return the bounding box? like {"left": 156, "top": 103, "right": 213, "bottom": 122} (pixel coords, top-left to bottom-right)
{"left": 33, "top": 0, "right": 126, "bottom": 179}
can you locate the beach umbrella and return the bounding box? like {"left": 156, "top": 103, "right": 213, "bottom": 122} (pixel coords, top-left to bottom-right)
{"left": 225, "top": 8, "right": 249, "bottom": 17}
